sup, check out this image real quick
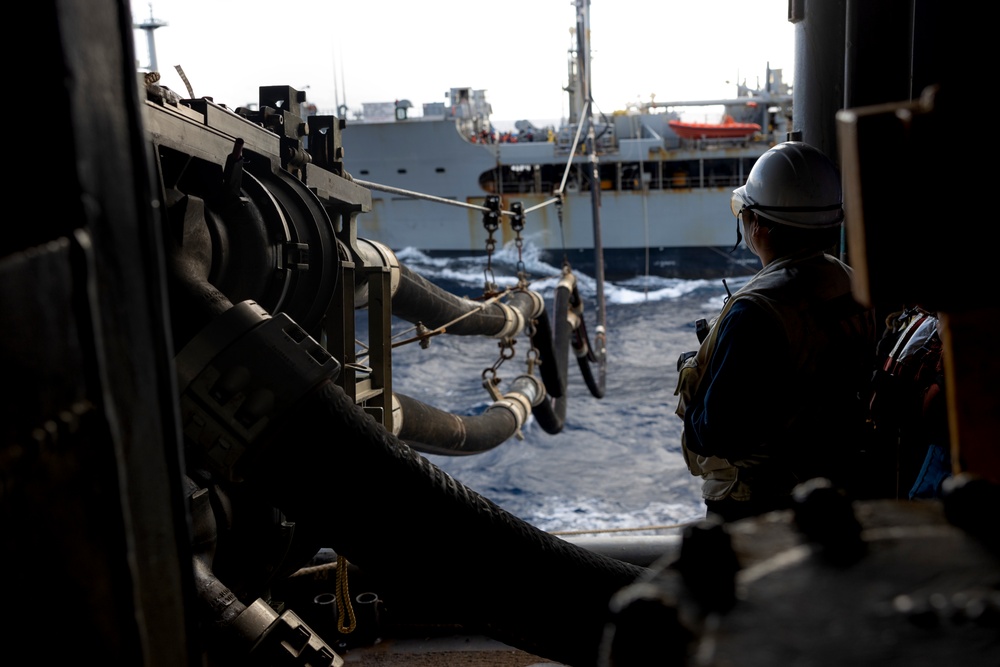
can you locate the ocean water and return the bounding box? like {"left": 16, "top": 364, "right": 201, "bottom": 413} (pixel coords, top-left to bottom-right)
{"left": 362, "top": 242, "right": 754, "bottom": 537}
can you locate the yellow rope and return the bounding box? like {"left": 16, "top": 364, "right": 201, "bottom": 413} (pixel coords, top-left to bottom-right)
{"left": 335, "top": 556, "right": 357, "bottom": 633}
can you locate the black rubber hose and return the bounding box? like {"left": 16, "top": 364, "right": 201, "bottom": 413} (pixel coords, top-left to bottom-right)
{"left": 392, "top": 263, "right": 539, "bottom": 337}
{"left": 395, "top": 391, "right": 518, "bottom": 456}
{"left": 578, "top": 352, "right": 603, "bottom": 398}
{"left": 186, "top": 475, "right": 248, "bottom": 632}
{"left": 161, "top": 194, "right": 236, "bottom": 351}
{"left": 533, "top": 279, "right": 572, "bottom": 433}
{"left": 167, "top": 246, "right": 644, "bottom": 664}
{"left": 574, "top": 312, "right": 605, "bottom": 399}
{"left": 532, "top": 309, "right": 565, "bottom": 399}
{"left": 562, "top": 281, "right": 606, "bottom": 400}
{"left": 241, "top": 379, "right": 648, "bottom": 667}
{"left": 551, "top": 280, "right": 572, "bottom": 397}
{"left": 532, "top": 391, "right": 567, "bottom": 434}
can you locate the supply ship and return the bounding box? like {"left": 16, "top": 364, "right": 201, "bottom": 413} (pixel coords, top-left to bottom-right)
{"left": 340, "top": 16, "right": 791, "bottom": 280}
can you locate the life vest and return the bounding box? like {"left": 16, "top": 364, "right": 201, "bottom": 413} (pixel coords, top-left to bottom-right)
{"left": 674, "top": 288, "right": 745, "bottom": 501}
{"left": 675, "top": 250, "right": 874, "bottom": 502}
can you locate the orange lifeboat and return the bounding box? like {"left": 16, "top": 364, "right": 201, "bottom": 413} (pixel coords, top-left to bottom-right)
{"left": 668, "top": 115, "right": 761, "bottom": 140}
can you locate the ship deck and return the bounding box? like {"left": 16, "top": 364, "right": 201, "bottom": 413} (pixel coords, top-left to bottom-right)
{"left": 340, "top": 635, "right": 561, "bottom": 666}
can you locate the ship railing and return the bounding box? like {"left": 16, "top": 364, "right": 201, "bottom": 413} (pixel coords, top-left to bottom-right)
{"left": 495, "top": 171, "right": 746, "bottom": 195}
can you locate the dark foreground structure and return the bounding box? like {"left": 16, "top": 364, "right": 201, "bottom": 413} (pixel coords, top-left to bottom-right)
{"left": 4, "top": 1, "right": 996, "bottom": 666}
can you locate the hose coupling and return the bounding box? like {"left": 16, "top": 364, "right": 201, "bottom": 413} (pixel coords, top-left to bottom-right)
{"left": 175, "top": 300, "right": 341, "bottom": 482}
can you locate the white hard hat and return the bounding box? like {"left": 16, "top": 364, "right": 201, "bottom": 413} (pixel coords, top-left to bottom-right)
{"left": 730, "top": 141, "right": 844, "bottom": 228}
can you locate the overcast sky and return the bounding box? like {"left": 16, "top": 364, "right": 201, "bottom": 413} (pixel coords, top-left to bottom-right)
{"left": 130, "top": 0, "right": 795, "bottom": 124}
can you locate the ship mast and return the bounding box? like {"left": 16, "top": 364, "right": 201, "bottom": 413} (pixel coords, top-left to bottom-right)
{"left": 575, "top": 0, "right": 607, "bottom": 394}
{"left": 134, "top": 3, "right": 167, "bottom": 73}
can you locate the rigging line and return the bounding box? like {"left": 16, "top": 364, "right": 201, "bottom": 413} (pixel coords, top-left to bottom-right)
{"left": 289, "top": 560, "right": 337, "bottom": 577}
{"left": 390, "top": 287, "right": 514, "bottom": 348}
{"left": 339, "top": 45, "right": 347, "bottom": 111}
{"left": 635, "top": 114, "right": 650, "bottom": 297}
{"left": 522, "top": 197, "right": 562, "bottom": 215}
{"left": 352, "top": 106, "right": 590, "bottom": 222}
{"left": 551, "top": 521, "right": 698, "bottom": 536}
{"left": 332, "top": 48, "right": 340, "bottom": 111}
{"left": 354, "top": 288, "right": 517, "bottom": 360}
{"left": 542, "top": 98, "right": 590, "bottom": 257}
{"left": 556, "top": 99, "right": 591, "bottom": 196}
{"left": 353, "top": 177, "right": 560, "bottom": 220}
{"left": 352, "top": 178, "right": 490, "bottom": 212}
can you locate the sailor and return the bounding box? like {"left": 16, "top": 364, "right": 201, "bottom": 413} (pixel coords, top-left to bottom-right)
{"left": 674, "top": 141, "right": 876, "bottom": 522}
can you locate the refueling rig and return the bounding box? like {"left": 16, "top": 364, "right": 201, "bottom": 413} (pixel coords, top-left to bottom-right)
{"left": 6, "top": 2, "right": 998, "bottom": 666}
{"left": 127, "top": 69, "right": 620, "bottom": 665}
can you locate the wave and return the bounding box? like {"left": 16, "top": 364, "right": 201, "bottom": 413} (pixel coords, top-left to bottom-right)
{"left": 393, "top": 241, "right": 743, "bottom": 308}
{"left": 386, "top": 239, "right": 723, "bottom": 531}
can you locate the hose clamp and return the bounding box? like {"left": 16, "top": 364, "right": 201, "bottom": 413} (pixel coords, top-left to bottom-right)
{"left": 492, "top": 301, "right": 525, "bottom": 339}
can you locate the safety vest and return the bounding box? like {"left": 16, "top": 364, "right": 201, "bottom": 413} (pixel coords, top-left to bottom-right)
{"left": 674, "top": 250, "right": 873, "bottom": 502}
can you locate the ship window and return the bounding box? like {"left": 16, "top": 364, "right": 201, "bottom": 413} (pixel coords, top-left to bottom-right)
{"left": 704, "top": 159, "right": 738, "bottom": 187}
{"left": 436, "top": 167, "right": 445, "bottom": 173}
{"left": 397, "top": 168, "right": 407, "bottom": 174}
{"left": 359, "top": 169, "right": 369, "bottom": 175}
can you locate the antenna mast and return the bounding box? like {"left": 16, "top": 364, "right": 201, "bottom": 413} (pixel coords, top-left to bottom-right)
{"left": 134, "top": 3, "right": 168, "bottom": 72}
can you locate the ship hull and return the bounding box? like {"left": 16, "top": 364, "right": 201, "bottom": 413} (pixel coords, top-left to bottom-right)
{"left": 352, "top": 196, "right": 761, "bottom": 280}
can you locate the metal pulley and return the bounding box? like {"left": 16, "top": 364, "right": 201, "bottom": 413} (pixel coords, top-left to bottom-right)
{"left": 482, "top": 194, "right": 501, "bottom": 235}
